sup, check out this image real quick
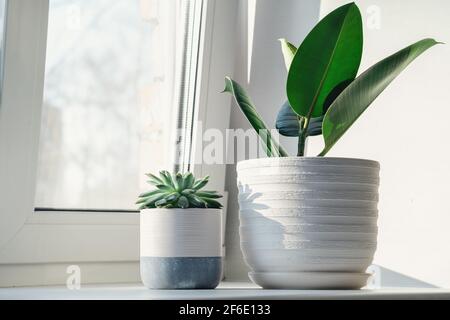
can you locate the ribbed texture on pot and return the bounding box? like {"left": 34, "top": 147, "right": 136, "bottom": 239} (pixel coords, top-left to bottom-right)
{"left": 140, "top": 209, "right": 222, "bottom": 257}
{"left": 237, "top": 157, "right": 380, "bottom": 274}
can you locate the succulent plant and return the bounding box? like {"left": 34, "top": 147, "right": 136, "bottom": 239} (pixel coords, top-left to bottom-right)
{"left": 136, "top": 171, "right": 223, "bottom": 210}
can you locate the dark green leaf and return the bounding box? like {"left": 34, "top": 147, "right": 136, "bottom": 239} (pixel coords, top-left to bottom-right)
{"left": 203, "top": 198, "right": 223, "bottom": 209}
{"left": 186, "top": 195, "right": 205, "bottom": 208}
{"left": 307, "top": 116, "right": 324, "bottom": 136}
{"left": 155, "top": 198, "right": 167, "bottom": 207}
{"left": 287, "top": 3, "right": 363, "bottom": 118}
{"left": 177, "top": 196, "right": 189, "bottom": 209}
{"left": 181, "top": 189, "right": 195, "bottom": 196}
{"left": 223, "top": 77, "right": 288, "bottom": 157}
{"left": 320, "top": 38, "right": 440, "bottom": 156}
{"left": 165, "top": 192, "right": 180, "bottom": 202}
{"left": 275, "top": 101, "right": 299, "bottom": 137}
{"left": 155, "top": 184, "right": 173, "bottom": 192}
{"left": 276, "top": 101, "right": 325, "bottom": 137}
{"left": 278, "top": 40, "right": 328, "bottom": 138}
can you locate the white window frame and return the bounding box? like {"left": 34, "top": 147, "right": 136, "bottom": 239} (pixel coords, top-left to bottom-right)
{"left": 0, "top": 0, "right": 237, "bottom": 287}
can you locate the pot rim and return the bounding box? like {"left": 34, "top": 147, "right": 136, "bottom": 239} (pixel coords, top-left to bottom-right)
{"left": 237, "top": 156, "right": 380, "bottom": 169}
{"left": 140, "top": 208, "right": 222, "bottom": 214}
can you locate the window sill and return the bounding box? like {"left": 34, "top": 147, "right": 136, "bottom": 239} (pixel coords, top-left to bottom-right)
{"left": 1, "top": 282, "right": 450, "bottom": 300}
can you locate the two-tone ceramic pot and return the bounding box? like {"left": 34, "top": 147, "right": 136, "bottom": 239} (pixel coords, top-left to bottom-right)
{"left": 140, "top": 208, "right": 222, "bottom": 289}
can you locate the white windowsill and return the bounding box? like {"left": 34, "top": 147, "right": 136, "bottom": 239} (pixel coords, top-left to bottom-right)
{"left": 1, "top": 282, "right": 450, "bottom": 300}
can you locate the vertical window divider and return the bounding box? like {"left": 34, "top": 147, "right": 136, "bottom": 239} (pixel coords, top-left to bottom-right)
{"left": 173, "top": 0, "right": 205, "bottom": 174}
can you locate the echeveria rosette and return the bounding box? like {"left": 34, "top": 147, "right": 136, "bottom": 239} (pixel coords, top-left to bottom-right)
{"left": 136, "top": 171, "right": 223, "bottom": 210}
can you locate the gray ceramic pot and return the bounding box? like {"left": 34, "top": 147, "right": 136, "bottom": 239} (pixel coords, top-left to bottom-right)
{"left": 140, "top": 208, "right": 222, "bottom": 289}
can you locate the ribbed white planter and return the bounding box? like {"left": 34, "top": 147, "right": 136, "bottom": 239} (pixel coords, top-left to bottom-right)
{"left": 237, "top": 157, "right": 380, "bottom": 289}
{"left": 140, "top": 208, "right": 222, "bottom": 289}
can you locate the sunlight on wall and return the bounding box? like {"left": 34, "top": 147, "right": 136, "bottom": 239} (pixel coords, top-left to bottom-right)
{"left": 319, "top": 0, "right": 450, "bottom": 287}
{"left": 247, "top": 0, "right": 257, "bottom": 83}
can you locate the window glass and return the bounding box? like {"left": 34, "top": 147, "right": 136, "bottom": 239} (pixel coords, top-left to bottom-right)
{"left": 35, "top": 0, "right": 184, "bottom": 210}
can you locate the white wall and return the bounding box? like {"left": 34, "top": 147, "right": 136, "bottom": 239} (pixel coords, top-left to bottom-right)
{"left": 316, "top": 0, "right": 450, "bottom": 287}
{"left": 224, "top": 0, "right": 321, "bottom": 280}
{"left": 224, "top": 0, "right": 450, "bottom": 287}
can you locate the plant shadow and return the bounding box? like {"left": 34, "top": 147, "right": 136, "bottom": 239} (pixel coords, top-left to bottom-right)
{"left": 236, "top": 182, "right": 285, "bottom": 273}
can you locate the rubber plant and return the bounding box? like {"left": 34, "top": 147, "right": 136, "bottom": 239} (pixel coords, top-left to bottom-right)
{"left": 223, "top": 2, "right": 440, "bottom": 157}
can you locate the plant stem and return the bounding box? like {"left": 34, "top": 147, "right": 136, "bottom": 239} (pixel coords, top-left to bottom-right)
{"left": 297, "top": 117, "right": 307, "bottom": 157}
{"left": 297, "top": 134, "right": 306, "bottom": 156}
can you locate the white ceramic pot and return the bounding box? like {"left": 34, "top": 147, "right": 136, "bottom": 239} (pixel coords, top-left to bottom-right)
{"left": 140, "top": 208, "right": 222, "bottom": 289}
{"left": 237, "top": 157, "right": 380, "bottom": 289}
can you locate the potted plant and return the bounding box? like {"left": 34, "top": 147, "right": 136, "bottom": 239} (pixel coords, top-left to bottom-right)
{"left": 137, "top": 171, "right": 223, "bottom": 289}
{"left": 223, "top": 2, "right": 439, "bottom": 289}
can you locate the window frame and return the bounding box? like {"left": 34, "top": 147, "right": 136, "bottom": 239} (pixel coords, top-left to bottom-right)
{"left": 0, "top": 0, "right": 237, "bottom": 286}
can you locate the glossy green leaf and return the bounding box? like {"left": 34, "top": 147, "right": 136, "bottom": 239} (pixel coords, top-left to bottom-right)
{"left": 196, "top": 191, "right": 223, "bottom": 199}
{"left": 276, "top": 101, "right": 324, "bottom": 137}
{"left": 223, "top": 77, "right": 288, "bottom": 157}
{"left": 181, "top": 189, "right": 195, "bottom": 196}
{"left": 275, "top": 101, "right": 299, "bottom": 137}
{"left": 187, "top": 194, "right": 206, "bottom": 208}
{"left": 145, "top": 173, "right": 163, "bottom": 185}
{"left": 175, "top": 173, "right": 183, "bottom": 191}
{"left": 307, "top": 116, "right": 324, "bottom": 137}
{"left": 159, "top": 171, "right": 175, "bottom": 188}
{"left": 287, "top": 2, "right": 363, "bottom": 118}
{"left": 279, "top": 39, "right": 297, "bottom": 71}
{"left": 155, "top": 198, "right": 167, "bottom": 207}
{"left": 192, "top": 176, "right": 209, "bottom": 190}
{"left": 320, "top": 38, "right": 440, "bottom": 156}
{"left": 165, "top": 193, "right": 180, "bottom": 202}
{"left": 203, "top": 198, "right": 222, "bottom": 209}
{"left": 183, "top": 172, "right": 195, "bottom": 189}
{"left": 139, "top": 193, "right": 166, "bottom": 209}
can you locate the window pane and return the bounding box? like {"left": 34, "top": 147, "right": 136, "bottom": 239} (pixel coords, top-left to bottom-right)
{"left": 35, "top": 0, "right": 185, "bottom": 210}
